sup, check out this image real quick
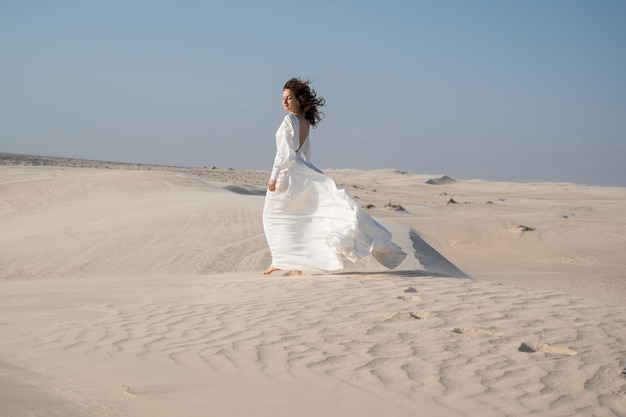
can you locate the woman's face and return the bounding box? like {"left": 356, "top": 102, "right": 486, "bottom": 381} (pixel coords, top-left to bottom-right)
{"left": 282, "top": 89, "right": 300, "bottom": 114}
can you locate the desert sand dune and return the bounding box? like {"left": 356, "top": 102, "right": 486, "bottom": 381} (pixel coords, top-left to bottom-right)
{"left": 1, "top": 161, "right": 625, "bottom": 416}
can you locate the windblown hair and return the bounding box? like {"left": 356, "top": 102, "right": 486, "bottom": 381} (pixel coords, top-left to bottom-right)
{"left": 283, "top": 78, "right": 326, "bottom": 128}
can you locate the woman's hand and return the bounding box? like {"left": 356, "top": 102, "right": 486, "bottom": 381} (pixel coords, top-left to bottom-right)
{"left": 268, "top": 179, "right": 276, "bottom": 192}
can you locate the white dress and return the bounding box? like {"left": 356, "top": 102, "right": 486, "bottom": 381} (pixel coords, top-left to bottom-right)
{"left": 263, "top": 114, "right": 406, "bottom": 273}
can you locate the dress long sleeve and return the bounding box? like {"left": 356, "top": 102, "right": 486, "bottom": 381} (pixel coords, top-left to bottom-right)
{"left": 270, "top": 114, "right": 298, "bottom": 181}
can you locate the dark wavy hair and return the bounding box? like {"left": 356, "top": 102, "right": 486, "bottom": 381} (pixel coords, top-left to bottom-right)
{"left": 283, "top": 78, "right": 326, "bottom": 128}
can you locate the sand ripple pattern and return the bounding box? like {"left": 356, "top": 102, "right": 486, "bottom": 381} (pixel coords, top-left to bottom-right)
{"left": 2, "top": 274, "right": 625, "bottom": 416}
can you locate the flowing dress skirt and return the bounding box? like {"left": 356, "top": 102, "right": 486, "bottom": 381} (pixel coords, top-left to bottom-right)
{"left": 263, "top": 156, "right": 406, "bottom": 273}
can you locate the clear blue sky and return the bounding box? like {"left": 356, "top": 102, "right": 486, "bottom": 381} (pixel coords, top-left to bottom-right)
{"left": 1, "top": 1, "right": 625, "bottom": 186}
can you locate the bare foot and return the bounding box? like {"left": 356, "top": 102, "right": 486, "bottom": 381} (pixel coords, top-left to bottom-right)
{"left": 263, "top": 266, "right": 280, "bottom": 275}
{"left": 283, "top": 270, "right": 302, "bottom": 276}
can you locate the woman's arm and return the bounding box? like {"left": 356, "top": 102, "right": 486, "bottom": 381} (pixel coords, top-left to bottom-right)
{"left": 268, "top": 115, "right": 298, "bottom": 189}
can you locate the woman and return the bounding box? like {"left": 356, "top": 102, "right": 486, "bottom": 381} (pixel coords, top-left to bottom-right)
{"left": 263, "top": 78, "right": 406, "bottom": 276}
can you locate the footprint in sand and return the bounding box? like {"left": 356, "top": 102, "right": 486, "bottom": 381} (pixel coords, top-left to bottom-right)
{"left": 515, "top": 225, "right": 534, "bottom": 233}
{"left": 453, "top": 327, "right": 500, "bottom": 336}
{"left": 412, "top": 311, "right": 430, "bottom": 320}
{"left": 387, "top": 311, "right": 430, "bottom": 322}
{"left": 519, "top": 342, "right": 577, "bottom": 355}
{"left": 122, "top": 385, "right": 137, "bottom": 395}
{"left": 397, "top": 295, "right": 420, "bottom": 302}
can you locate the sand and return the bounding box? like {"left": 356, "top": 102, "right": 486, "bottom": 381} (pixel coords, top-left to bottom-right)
{"left": 1, "top": 156, "right": 625, "bottom": 416}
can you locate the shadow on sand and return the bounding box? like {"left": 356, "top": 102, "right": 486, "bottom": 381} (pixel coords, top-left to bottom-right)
{"left": 408, "top": 229, "right": 469, "bottom": 278}
{"left": 336, "top": 229, "right": 469, "bottom": 279}
{"left": 223, "top": 185, "right": 266, "bottom": 196}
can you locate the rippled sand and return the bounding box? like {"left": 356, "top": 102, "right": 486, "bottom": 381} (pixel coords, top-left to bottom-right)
{"left": 1, "top": 158, "right": 625, "bottom": 416}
